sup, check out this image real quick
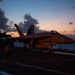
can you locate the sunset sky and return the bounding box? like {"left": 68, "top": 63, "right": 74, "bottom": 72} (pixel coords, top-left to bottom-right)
{"left": 0, "top": 0, "right": 75, "bottom": 39}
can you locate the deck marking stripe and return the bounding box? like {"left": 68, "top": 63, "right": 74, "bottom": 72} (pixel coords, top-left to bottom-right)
{"left": 55, "top": 51, "right": 75, "bottom": 56}
{"left": 0, "top": 60, "right": 74, "bottom": 75}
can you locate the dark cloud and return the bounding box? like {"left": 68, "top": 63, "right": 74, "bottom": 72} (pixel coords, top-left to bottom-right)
{"left": 63, "top": 31, "right": 67, "bottom": 33}
{"left": 5, "top": 21, "right": 16, "bottom": 32}
{"left": 69, "top": 22, "right": 73, "bottom": 25}
{"left": 0, "top": 9, "right": 8, "bottom": 29}
{"left": 41, "top": 9, "right": 45, "bottom": 11}
{"left": 0, "top": 9, "right": 15, "bottom": 32}
{"left": 18, "top": 14, "right": 48, "bottom": 34}
{"left": 0, "top": 10, "right": 46, "bottom": 33}
{"left": 70, "top": 6, "right": 75, "bottom": 10}
{"left": 0, "top": 0, "right": 3, "bottom": 2}
{"left": 73, "top": 30, "right": 75, "bottom": 32}
{"left": 18, "top": 14, "right": 40, "bottom": 33}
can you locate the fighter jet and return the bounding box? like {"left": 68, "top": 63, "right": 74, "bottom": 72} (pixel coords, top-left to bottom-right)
{"left": 14, "top": 24, "right": 75, "bottom": 50}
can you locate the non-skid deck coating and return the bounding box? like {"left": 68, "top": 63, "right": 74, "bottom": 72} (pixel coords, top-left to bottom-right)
{"left": 0, "top": 48, "right": 75, "bottom": 75}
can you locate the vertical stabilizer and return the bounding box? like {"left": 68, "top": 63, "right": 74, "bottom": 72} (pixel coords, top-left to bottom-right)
{"left": 27, "top": 25, "right": 35, "bottom": 35}
{"left": 14, "top": 24, "right": 24, "bottom": 37}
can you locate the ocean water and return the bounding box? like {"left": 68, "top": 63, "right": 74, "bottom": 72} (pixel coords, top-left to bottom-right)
{"left": 53, "top": 44, "right": 75, "bottom": 51}
{"left": 13, "top": 42, "right": 25, "bottom": 47}
{"left": 13, "top": 42, "right": 75, "bottom": 51}
{"left": 0, "top": 71, "right": 11, "bottom": 75}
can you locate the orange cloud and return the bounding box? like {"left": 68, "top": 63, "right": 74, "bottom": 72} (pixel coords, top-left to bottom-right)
{"left": 7, "top": 32, "right": 19, "bottom": 37}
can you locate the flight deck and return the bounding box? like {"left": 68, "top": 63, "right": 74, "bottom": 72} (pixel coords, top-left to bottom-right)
{"left": 0, "top": 48, "right": 75, "bottom": 75}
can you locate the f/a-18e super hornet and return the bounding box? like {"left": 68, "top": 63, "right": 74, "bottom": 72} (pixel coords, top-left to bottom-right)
{"left": 14, "top": 24, "right": 75, "bottom": 50}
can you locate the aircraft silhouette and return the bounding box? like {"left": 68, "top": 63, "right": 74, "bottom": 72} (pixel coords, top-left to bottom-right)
{"left": 0, "top": 23, "right": 75, "bottom": 55}
{"left": 14, "top": 24, "right": 75, "bottom": 50}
